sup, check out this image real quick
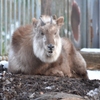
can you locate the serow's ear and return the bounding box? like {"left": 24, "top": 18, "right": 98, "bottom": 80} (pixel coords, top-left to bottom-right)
{"left": 56, "top": 17, "right": 64, "bottom": 27}
{"left": 32, "top": 18, "right": 38, "bottom": 28}
{"left": 53, "top": 15, "right": 57, "bottom": 20}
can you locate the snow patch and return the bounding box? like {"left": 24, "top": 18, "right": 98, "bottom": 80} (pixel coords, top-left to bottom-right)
{"left": 45, "top": 86, "right": 55, "bottom": 90}
{"left": 0, "top": 60, "right": 9, "bottom": 69}
{"left": 81, "top": 48, "right": 100, "bottom": 53}
{"left": 87, "top": 70, "right": 100, "bottom": 80}
{"left": 87, "top": 87, "right": 100, "bottom": 99}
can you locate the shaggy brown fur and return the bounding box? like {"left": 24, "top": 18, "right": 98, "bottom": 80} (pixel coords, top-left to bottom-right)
{"left": 8, "top": 15, "right": 88, "bottom": 79}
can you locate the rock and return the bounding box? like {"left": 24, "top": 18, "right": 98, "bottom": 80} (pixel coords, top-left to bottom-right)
{"left": 35, "top": 92, "right": 89, "bottom": 100}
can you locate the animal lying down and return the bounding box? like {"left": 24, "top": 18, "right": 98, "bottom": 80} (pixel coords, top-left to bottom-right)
{"left": 8, "top": 15, "right": 88, "bottom": 79}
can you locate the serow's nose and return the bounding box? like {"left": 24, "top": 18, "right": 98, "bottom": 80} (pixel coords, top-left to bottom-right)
{"left": 47, "top": 44, "right": 54, "bottom": 51}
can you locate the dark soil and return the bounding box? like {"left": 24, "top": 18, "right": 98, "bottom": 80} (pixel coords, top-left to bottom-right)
{"left": 1, "top": 73, "right": 100, "bottom": 100}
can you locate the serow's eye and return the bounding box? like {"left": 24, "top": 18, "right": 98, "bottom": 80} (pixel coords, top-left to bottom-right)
{"left": 41, "top": 32, "right": 44, "bottom": 35}
{"left": 55, "top": 32, "right": 57, "bottom": 35}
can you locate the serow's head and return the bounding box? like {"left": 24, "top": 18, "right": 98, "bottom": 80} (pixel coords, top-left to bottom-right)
{"left": 33, "top": 15, "right": 64, "bottom": 63}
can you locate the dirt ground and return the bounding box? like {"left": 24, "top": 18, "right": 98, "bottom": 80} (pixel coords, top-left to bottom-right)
{"left": 1, "top": 73, "right": 100, "bottom": 100}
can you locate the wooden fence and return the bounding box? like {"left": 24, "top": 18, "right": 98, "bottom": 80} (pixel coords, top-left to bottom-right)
{"left": 0, "top": 0, "right": 100, "bottom": 57}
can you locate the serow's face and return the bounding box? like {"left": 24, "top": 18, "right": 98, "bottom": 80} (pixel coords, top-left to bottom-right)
{"left": 33, "top": 15, "right": 64, "bottom": 63}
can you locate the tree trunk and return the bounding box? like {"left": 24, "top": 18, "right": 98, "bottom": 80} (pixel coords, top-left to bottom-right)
{"left": 41, "top": 0, "right": 52, "bottom": 15}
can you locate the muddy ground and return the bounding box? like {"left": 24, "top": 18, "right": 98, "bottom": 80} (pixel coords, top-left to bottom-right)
{"left": 0, "top": 73, "right": 100, "bottom": 100}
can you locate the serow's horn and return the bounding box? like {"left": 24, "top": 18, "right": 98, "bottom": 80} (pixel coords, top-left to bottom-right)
{"left": 50, "top": 16, "right": 53, "bottom": 24}
{"left": 40, "top": 17, "right": 45, "bottom": 26}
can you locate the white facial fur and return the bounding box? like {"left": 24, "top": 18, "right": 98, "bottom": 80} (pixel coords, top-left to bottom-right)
{"left": 33, "top": 27, "right": 62, "bottom": 63}
{"left": 32, "top": 15, "right": 63, "bottom": 63}
{"left": 33, "top": 38, "right": 62, "bottom": 63}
